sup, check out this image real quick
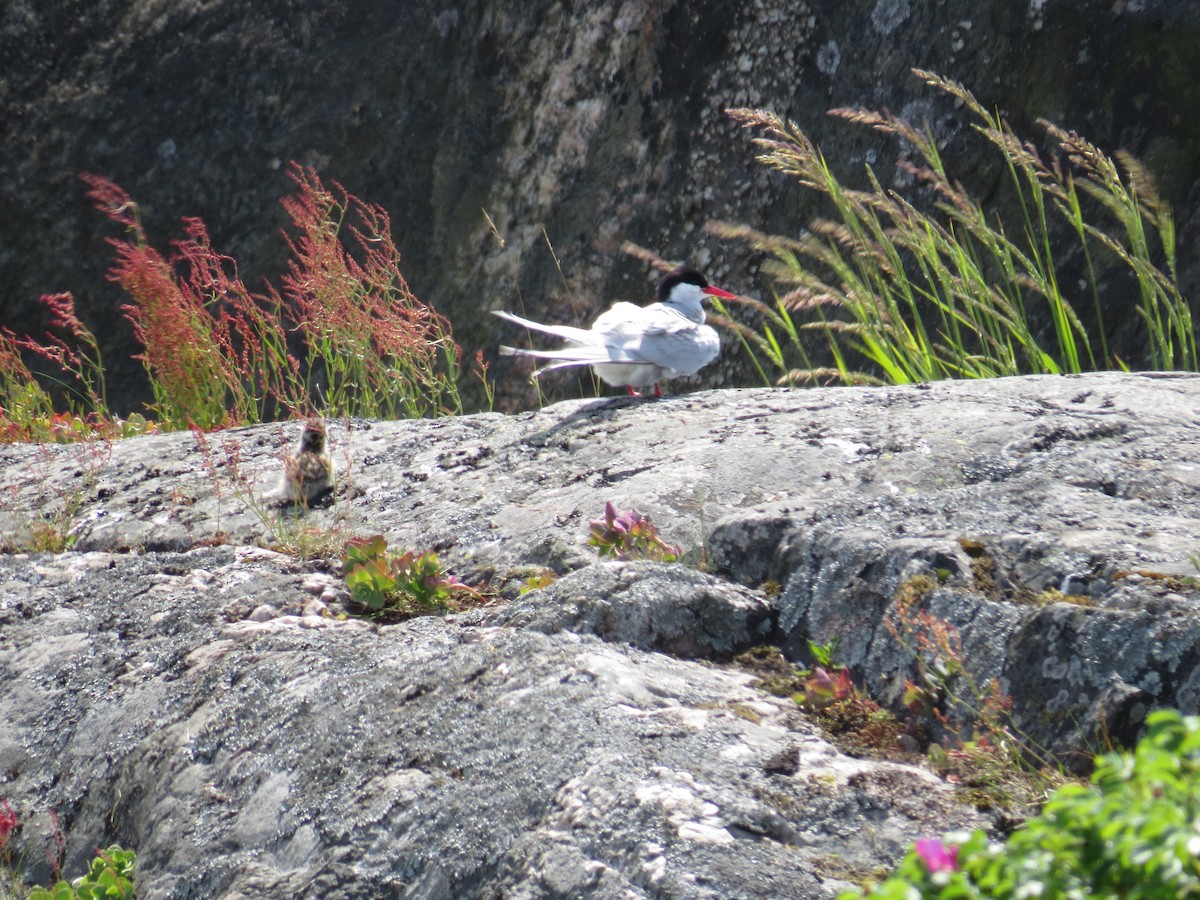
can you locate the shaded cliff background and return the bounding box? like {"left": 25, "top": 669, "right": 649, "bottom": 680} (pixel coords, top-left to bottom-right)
{"left": 2, "top": 0, "right": 1199, "bottom": 411}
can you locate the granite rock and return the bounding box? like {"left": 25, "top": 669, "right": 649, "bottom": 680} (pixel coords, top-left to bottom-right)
{"left": 2, "top": 372, "right": 1200, "bottom": 894}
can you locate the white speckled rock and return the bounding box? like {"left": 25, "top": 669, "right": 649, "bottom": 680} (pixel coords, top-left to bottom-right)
{"left": 2, "top": 373, "right": 1199, "bottom": 895}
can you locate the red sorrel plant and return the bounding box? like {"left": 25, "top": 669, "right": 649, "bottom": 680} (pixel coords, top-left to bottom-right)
{"left": 886, "top": 576, "right": 1062, "bottom": 810}
{"left": 84, "top": 174, "right": 304, "bottom": 429}
{"left": 278, "top": 164, "right": 465, "bottom": 419}
{"left": 190, "top": 429, "right": 230, "bottom": 544}
{"left": 85, "top": 177, "right": 254, "bottom": 432}
{"left": 74, "top": 162, "right": 467, "bottom": 430}
{"left": 46, "top": 809, "right": 65, "bottom": 885}
{"left": 888, "top": 579, "right": 1018, "bottom": 751}
{"left": 19, "top": 292, "right": 109, "bottom": 416}
{"left": 0, "top": 293, "right": 154, "bottom": 443}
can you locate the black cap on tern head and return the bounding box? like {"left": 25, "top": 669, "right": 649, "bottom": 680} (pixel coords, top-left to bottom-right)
{"left": 656, "top": 265, "right": 709, "bottom": 302}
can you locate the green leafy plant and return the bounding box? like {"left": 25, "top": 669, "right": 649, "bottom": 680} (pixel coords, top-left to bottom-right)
{"left": 29, "top": 845, "right": 135, "bottom": 900}
{"left": 807, "top": 637, "right": 840, "bottom": 669}
{"left": 786, "top": 640, "right": 907, "bottom": 757}
{"left": 844, "top": 709, "right": 1200, "bottom": 898}
{"left": 711, "top": 69, "right": 1195, "bottom": 386}
{"left": 588, "top": 501, "right": 680, "bottom": 562}
{"left": 343, "top": 535, "right": 481, "bottom": 620}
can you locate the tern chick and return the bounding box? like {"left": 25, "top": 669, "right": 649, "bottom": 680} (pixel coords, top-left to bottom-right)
{"left": 269, "top": 420, "right": 333, "bottom": 507}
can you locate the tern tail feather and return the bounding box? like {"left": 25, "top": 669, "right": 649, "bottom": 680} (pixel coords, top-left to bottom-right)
{"left": 491, "top": 310, "right": 598, "bottom": 346}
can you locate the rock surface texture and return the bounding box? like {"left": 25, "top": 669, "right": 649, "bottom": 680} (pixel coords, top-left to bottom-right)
{"left": 2, "top": 372, "right": 1200, "bottom": 896}
{"left": 2, "top": 2, "right": 1198, "bottom": 408}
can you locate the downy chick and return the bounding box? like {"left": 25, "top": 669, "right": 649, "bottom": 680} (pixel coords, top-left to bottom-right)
{"left": 271, "top": 419, "right": 333, "bottom": 507}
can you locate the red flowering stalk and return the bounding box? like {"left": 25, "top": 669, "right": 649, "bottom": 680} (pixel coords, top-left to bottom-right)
{"left": 0, "top": 328, "right": 57, "bottom": 442}
{"left": 171, "top": 218, "right": 308, "bottom": 422}
{"left": 79, "top": 166, "right": 463, "bottom": 427}
{"left": 82, "top": 173, "right": 241, "bottom": 429}
{"left": 279, "top": 163, "right": 463, "bottom": 418}
{"left": 472, "top": 349, "right": 495, "bottom": 410}
{"left": 15, "top": 292, "right": 110, "bottom": 416}
{"left": 46, "top": 807, "right": 65, "bottom": 883}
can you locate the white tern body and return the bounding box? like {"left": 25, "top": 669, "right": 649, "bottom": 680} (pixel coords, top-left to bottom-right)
{"left": 494, "top": 266, "right": 735, "bottom": 395}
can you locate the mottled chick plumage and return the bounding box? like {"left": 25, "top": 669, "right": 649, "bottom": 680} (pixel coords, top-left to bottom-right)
{"left": 270, "top": 420, "right": 333, "bottom": 507}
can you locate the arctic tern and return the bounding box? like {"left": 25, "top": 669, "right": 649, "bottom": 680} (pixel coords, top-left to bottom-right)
{"left": 493, "top": 266, "right": 735, "bottom": 396}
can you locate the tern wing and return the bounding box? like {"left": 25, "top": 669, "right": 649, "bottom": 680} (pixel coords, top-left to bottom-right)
{"left": 630, "top": 325, "right": 721, "bottom": 375}
{"left": 590, "top": 302, "right": 684, "bottom": 337}
{"left": 499, "top": 343, "right": 654, "bottom": 380}
{"left": 593, "top": 303, "right": 719, "bottom": 375}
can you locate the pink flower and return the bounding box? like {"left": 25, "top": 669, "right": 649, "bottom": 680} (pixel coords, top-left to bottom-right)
{"left": 0, "top": 798, "right": 17, "bottom": 848}
{"left": 915, "top": 838, "right": 958, "bottom": 872}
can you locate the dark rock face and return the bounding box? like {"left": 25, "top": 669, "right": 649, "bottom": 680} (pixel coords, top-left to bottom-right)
{"left": 2, "top": 2, "right": 1198, "bottom": 411}
{"left": 1, "top": 372, "right": 1199, "bottom": 894}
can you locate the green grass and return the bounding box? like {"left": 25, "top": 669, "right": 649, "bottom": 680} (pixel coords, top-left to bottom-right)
{"left": 710, "top": 69, "right": 1196, "bottom": 386}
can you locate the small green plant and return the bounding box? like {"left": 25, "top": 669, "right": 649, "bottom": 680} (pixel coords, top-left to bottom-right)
{"left": 786, "top": 640, "right": 908, "bottom": 757}
{"left": 518, "top": 569, "right": 558, "bottom": 595}
{"left": 343, "top": 535, "right": 482, "bottom": 620}
{"left": 587, "top": 501, "right": 680, "bottom": 562}
{"left": 887, "top": 576, "right": 1065, "bottom": 814}
{"left": 844, "top": 709, "right": 1200, "bottom": 898}
{"left": 29, "top": 845, "right": 135, "bottom": 900}
{"left": 807, "top": 637, "right": 839, "bottom": 668}
{"left": 711, "top": 69, "right": 1195, "bottom": 386}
